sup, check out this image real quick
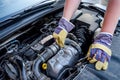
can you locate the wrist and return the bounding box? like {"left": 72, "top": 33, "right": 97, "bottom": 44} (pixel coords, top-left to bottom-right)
{"left": 100, "top": 32, "right": 113, "bottom": 37}
{"left": 94, "top": 32, "right": 113, "bottom": 48}
{"left": 58, "top": 17, "right": 75, "bottom": 32}
{"left": 62, "top": 16, "right": 70, "bottom": 21}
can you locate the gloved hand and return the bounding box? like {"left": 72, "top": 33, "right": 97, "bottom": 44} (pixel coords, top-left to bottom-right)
{"left": 87, "top": 32, "right": 113, "bottom": 70}
{"left": 53, "top": 17, "right": 74, "bottom": 47}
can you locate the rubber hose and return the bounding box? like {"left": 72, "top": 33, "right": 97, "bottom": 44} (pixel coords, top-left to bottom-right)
{"left": 0, "top": 69, "right": 5, "bottom": 80}
{"left": 11, "top": 56, "right": 27, "bottom": 80}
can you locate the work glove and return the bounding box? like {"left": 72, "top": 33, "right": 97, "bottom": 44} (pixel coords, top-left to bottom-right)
{"left": 87, "top": 32, "right": 113, "bottom": 70}
{"left": 53, "top": 17, "right": 75, "bottom": 47}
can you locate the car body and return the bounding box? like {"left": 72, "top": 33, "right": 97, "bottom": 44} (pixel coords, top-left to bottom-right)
{"left": 0, "top": 0, "right": 120, "bottom": 80}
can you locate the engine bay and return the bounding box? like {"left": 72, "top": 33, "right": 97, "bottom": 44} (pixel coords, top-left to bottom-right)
{"left": 0, "top": 4, "right": 108, "bottom": 80}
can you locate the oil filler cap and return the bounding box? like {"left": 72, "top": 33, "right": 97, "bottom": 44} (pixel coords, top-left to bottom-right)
{"left": 42, "top": 63, "right": 47, "bottom": 70}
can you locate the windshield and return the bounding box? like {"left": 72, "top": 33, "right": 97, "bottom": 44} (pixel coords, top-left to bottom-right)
{"left": 0, "top": 0, "right": 49, "bottom": 19}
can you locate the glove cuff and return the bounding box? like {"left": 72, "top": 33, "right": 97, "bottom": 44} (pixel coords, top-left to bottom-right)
{"left": 58, "top": 17, "right": 75, "bottom": 32}
{"left": 94, "top": 32, "right": 113, "bottom": 48}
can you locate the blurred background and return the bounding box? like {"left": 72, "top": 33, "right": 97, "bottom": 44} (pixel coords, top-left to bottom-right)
{"left": 0, "top": 0, "right": 109, "bottom": 18}
{"left": 82, "top": 0, "right": 108, "bottom": 6}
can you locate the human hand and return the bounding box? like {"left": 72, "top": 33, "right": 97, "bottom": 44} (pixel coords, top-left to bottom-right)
{"left": 53, "top": 17, "right": 74, "bottom": 47}
{"left": 87, "top": 32, "right": 113, "bottom": 70}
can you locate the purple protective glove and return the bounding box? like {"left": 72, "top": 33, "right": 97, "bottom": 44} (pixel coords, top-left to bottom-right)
{"left": 87, "top": 32, "right": 113, "bottom": 70}
{"left": 53, "top": 17, "right": 74, "bottom": 47}
{"left": 91, "top": 32, "right": 113, "bottom": 62}
{"left": 54, "top": 17, "right": 74, "bottom": 33}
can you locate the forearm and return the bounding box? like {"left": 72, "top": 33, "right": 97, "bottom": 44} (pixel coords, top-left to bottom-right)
{"left": 63, "top": 0, "right": 81, "bottom": 21}
{"left": 101, "top": 0, "right": 120, "bottom": 34}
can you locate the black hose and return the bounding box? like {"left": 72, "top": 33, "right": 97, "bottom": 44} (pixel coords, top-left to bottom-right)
{"left": 33, "top": 58, "right": 50, "bottom": 80}
{"left": 75, "top": 27, "right": 93, "bottom": 54}
{"left": 33, "top": 58, "right": 43, "bottom": 79}
{"left": 0, "top": 67, "right": 5, "bottom": 80}
{"left": 67, "top": 33, "right": 78, "bottom": 43}
{"left": 75, "top": 27, "right": 88, "bottom": 43}
{"left": 11, "top": 56, "right": 27, "bottom": 80}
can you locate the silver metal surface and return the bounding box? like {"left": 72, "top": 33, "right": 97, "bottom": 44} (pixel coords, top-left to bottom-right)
{"left": 47, "top": 45, "right": 79, "bottom": 78}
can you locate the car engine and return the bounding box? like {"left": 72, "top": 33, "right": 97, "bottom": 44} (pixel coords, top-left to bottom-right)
{"left": 0, "top": 3, "right": 106, "bottom": 80}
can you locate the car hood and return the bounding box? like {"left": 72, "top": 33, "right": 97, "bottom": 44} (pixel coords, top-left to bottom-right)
{"left": 0, "top": 0, "right": 55, "bottom": 19}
